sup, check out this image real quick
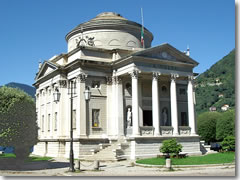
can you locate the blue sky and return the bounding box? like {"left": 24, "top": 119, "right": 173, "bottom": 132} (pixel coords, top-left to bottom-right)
{"left": 0, "top": 0, "right": 235, "bottom": 86}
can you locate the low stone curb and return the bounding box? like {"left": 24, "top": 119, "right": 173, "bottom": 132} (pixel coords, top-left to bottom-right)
{"left": 134, "top": 162, "right": 235, "bottom": 168}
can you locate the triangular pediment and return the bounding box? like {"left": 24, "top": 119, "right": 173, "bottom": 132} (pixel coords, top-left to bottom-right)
{"left": 132, "top": 43, "right": 198, "bottom": 66}
{"left": 35, "top": 61, "right": 58, "bottom": 80}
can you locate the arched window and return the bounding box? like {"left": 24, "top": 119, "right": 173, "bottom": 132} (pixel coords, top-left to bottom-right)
{"left": 162, "top": 85, "right": 167, "bottom": 93}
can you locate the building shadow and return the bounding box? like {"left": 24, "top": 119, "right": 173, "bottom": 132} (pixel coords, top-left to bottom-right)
{"left": 0, "top": 159, "right": 69, "bottom": 171}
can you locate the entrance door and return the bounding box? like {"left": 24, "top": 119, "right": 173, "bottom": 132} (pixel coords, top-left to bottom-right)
{"left": 143, "top": 110, "right": 152, "bottom": 126}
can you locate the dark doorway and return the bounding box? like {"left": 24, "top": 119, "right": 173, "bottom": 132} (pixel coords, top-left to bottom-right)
{"left": 143, "top": 110, "right": 152, "bottom": 126}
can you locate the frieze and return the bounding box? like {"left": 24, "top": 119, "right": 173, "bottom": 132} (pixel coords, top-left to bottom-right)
{"left": 135, "top": 62, "right": 192, "bottom": 72}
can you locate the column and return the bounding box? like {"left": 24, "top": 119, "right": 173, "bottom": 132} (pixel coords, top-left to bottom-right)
{"left": 187, "top": 75, "right": 196, "bottom": 135}
{"left": 152, "top": 72, "right": 161, "bottom": 136}
{"left": 170, "top": 73, "right": 179, "bottom": 135}
{"left": 106, "top": 76, "right": 113, "bottom": 136}
{"left": 111, "top": 76, "right": 118, "bottom": 137}
{"left": 130, "top": 70, "right": 140, "bottom": 136}
{"left": 78, "top": 73, "right": 87, "bottom": 137}
{"left": 138, "top": 79, "right": 143, "bottom": 127}
{"left": 116, "top": 77, "right": 124, "bottom": 136}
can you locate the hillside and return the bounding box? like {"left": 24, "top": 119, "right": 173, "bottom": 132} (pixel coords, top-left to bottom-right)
{"left": 3, "top": 82, "right": 35, "bottom": 98}
{"left": 195, "top": 49, "right": 235, "bottom": 114}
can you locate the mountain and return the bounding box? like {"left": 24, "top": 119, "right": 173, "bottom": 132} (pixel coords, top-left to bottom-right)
{"left": 3, "top": 82, "right": 36, "bottom": 98}
{"left": 195, "top": 49, "right": 235, "bottom": 114}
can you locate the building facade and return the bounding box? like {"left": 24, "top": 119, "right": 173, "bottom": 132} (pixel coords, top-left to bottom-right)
{"left": 33, "top": 12, "right": 202, "bottom": 160}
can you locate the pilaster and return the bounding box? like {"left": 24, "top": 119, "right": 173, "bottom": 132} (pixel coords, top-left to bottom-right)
{"left": 187, "top": 75, "right": 196, "bottom": 135}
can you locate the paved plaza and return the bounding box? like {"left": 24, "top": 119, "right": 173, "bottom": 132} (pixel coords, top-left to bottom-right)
{"left": 0, "top": 157, "right": 235, "bottom": 176}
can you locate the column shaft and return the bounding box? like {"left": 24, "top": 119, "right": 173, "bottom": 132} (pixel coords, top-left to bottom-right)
{"left": 152, "top": 73, "right": 160, "bottom": 136}
{"left": 131, "top": 71, "right": 140, "bottom": 136}
{"left": 170, "top": 74, "right": 179, "bottom": 135}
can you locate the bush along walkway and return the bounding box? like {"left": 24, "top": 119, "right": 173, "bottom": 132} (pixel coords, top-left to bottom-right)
{"left": 136, "top": 152, "right": 235, "bottom": 166}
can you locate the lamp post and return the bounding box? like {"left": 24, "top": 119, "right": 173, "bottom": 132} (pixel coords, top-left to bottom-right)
{"left": 68, "top": 80, "right": 76, "bottom": 172}
{"left": 84, "top": 87, "right": 91, "bottom": 101}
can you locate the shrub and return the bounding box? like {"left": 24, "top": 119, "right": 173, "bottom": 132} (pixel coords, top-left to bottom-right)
{"left": 216, "top": 110, "right": 235, "bottom": 141}
{"left": 197, "top": 111, "right": 221, "bottom": 144}
{"left": 0, "top": 87, "right": 38, "bottom": 163}
{"left": 160, "top": 138, "right": 182, "bottom": 157}
{"left": 221, "top": 136, "right": 235, "bottom": 151}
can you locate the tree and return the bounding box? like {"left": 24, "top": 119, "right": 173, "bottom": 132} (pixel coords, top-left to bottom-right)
{"left": 221, "top": 136, "right": 235, "bottom": 151}
{"left": 0, "top": 86, "right": 38, "bottom": 163}
{"left": 197, "top": 111, "right": 221, "bottom": 144}
{"left": 216, "top": 110, "right": 235, "bottom": 141}
{"left": 160, "top": 138, "right": 182, "bottom": 157}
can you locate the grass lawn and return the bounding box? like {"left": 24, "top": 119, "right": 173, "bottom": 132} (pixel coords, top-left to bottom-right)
{"left": 136, "top": 152, "right": 235, "bottom": 165}
{"left": 0, "top": 153, "right": 52, "bottom": 162}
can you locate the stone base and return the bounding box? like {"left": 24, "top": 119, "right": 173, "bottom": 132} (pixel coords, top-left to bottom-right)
{"left": 32, "top": 135, "right": 202, "bottom": 160}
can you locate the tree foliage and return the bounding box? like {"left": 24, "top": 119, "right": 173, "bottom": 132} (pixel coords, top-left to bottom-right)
{"left": 216, "top": 110, "right": 235, "bottom": 141}
{"left": 0, "top": 86, "right": 38, "bottom": 162}
{"left": 221, "top": 136, "right": 235, "bottom": 151}
{"left": 197, "top": 111, "right": 221, "bottom": 143}
{"left": 160, "top": 138, "right": 182, "bottom": 156}
{"left": 195, "top": 49, "right": 235, "bottom": 114}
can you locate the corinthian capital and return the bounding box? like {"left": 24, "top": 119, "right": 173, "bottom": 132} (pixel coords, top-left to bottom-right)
{"left": 170, "top": 73, "right": 179, "bottom": 82}
{"left": 112, "top": 76, "right": 122, "bottom": 85}
{"left": 129, "top": 70, "right": 141, "bottom": 79}
{"left": 78, "top": 73, "right": 87, "bottom": 82}
{"left": 153, "top": 72, "right": 161, "bottom": 80}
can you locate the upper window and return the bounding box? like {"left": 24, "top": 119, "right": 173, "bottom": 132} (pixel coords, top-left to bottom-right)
{"left": 179, "top": 88, "right": 186, "bottom": 95}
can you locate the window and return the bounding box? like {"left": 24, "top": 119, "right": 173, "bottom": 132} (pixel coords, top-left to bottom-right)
{"left": 54, "top": 112, "right": 57, "bottom": 131}
{"left": 181, "top": 112, "right": 188, "bottom": 126}
{"left": 126, "top": 82, "right": 132, "bottom": 95}
{"left": 179, "top": 88, "right": 186, "bottom": 95}
{"left": 72, "top": 110, "right": 76, "bottom": 129}
{"left": 42, "top": 115, "right": 44, "bottom": 132}
{"left": 91, "top": 81, "right": 100, "bottom": 88}
{"left": 162, "top": 85, "right": 167, "bottom": 93}
{"left": 48, "top": 114, "right": 51, "bottom": 131}
{"left": 92, "top": 109, "right": 100, "bottom": 128}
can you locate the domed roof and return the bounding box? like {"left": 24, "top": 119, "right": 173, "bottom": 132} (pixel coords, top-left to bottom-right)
{"left": 65, "top": 12, "right": 153, "bottom": 42}
{"left": 92, "top": 12, "right": 127, "bottom": 20}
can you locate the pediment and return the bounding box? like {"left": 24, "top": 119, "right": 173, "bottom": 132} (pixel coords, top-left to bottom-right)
{"left": 36, "top": 61, "right": 58, "bottom": 80}
{"left": 132, "top": 43, "right": 198, "bottom": 66}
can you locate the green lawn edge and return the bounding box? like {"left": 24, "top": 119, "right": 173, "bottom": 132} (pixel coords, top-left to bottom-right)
{"left": 136, "top": 152, "right": 235, "bottom": 165}
{"left": 0, "top": 153, "right": 53, "bottom": 162}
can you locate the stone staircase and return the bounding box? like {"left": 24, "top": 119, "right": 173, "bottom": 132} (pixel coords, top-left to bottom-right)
{"left": 86, "top": 140, "right": 127, "bottom": 161}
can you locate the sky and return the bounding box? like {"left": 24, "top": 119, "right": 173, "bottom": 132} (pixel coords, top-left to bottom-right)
{"left": 0, "top": 0, "right": 235, "bottom": 87}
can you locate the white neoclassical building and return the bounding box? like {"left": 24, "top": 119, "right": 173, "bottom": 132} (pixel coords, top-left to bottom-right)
{"left": 33, "top": 12, "right": 202, "bottom": 160}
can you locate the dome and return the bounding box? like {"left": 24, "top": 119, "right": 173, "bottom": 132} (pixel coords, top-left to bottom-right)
{"left": 65, "top": 12, "right": 153, "bottom": 52}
